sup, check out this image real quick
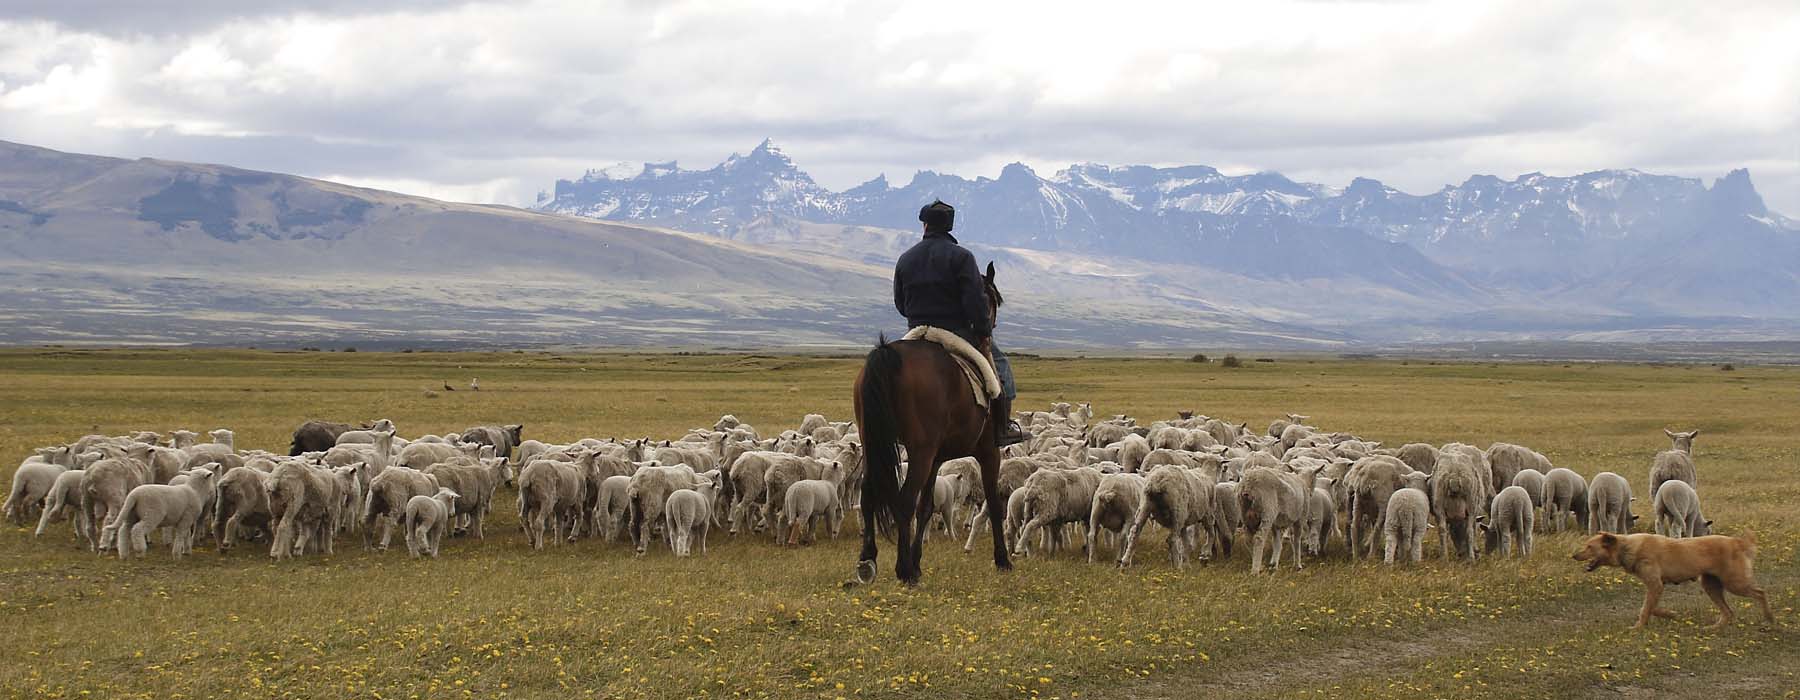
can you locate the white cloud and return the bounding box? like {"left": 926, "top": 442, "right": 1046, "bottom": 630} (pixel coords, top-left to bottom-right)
{"left": 0, "top": 0, "right": 1794, "bottom": 213}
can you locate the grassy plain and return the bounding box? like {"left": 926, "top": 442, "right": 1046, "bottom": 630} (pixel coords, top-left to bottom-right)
{"left": 1, "top": 348, "right": 1797, "bottom": 699}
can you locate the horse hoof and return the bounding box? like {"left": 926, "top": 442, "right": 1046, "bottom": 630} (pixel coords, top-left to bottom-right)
{"left": 855, "top": 559, "right": 877, "bottom": 585}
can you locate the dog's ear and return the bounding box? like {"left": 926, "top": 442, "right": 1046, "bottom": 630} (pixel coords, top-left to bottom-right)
{"left": 1598, "top": 532, "right": 1618, "bottom": 547}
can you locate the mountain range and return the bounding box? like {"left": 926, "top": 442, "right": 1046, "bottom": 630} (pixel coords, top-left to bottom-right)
{"left": 542, "top": 140, "right": 1800, "bottom": 324}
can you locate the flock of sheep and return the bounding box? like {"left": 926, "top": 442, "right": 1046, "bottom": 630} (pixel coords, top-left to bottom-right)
{"left": 4, "top": 405, "right": 1713, "bottom": 573}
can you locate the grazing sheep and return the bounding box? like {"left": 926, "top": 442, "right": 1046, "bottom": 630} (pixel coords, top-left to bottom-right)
{"left": 1649, "top": 429, "right": 1700, "bottom": 503}
{"left": 363, "top": 466, "right": 442, "bottom": 550}
{"left": 1383, "top": 472, "right": 1432, "bottom": 564}
{"left": 266, "top": 461, "right": 350, "bottom": 559}
{"left": 1345, "top": 455, "right": 1410, "bottom": 560}
{"left": 627, "top": 464, "right": 700, "bottom": 554}
{"left": 113, "top": 467, "right": 218, "bottom": 559}
{"left": 1430, "top": 450, "right": 1485, "bottom": 561}
{"left": 517, "top": 459, "right": 585, "bottom": 550}
{"left": 665, "top": 479, "right": 718, "bottom": 556}
{"left": 1119, "top": 465, "right": 1219, "bottom": 568}
{"left": 1012, "top": 466, "right": 1103, "bottom": 557}
{"left": 1512, "top": 468, "right": 1547, "bottom": 519}
{"left": 1396, "top": 443, "right": 1440, "bottom": 474}
{"left": 35, "top": 469, "right": 89, "bottom": 544}
{"left": 1238, "top": 465, "right": 1320, "bottom": 573}
{"left": 1485, "top": 443, "right": 1552, "bottom": 501}
{"left": 1652, "top": 480, "right": 1711, "bottom": 539}
{"left": 1482, "top": 485, "right": 1535, "bottom": 557}
{"left": 403, "top": 487, "right": 461, "bottom": 558}
{"left": 781, "top": 478, "right": 843, "bottom": 546}
{"left": 424, "top": 457, "right": 514, "bottom": 539}
{"left": 1086, "top": 472, "right": 1147, "bottom": 563}
{"left": 1542, "top": 468, "right": 1590, "bottom": 533}
{"left": 213, "top": 466, "right": 273, "bottom": 553}
{"left": 1587, "top": 471, "right": 1634, "bottom": 535}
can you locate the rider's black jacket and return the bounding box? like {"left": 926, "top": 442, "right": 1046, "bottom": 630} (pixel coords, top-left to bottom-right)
{"left": 893, "top": 230, "right": 991, "bottom": 338}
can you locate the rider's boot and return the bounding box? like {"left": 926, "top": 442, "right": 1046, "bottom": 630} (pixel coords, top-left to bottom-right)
{"left": 992, "top": 395, "right": 1028, "bottom": 447}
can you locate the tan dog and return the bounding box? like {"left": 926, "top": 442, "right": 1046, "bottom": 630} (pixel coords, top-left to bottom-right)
{"left": 1574, "top": 531, "right": 1773, "bottom": 629}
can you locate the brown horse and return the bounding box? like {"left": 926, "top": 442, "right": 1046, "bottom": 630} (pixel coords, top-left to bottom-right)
{"left": 852, "top": 262, "right": 1011, "bottom": 585}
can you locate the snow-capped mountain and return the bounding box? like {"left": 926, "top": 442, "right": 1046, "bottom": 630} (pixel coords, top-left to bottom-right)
{"left": 541, "top": 142, "right": 1800, "bottom": 320}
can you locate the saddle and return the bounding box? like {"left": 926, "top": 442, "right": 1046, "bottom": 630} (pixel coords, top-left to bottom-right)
{"left": 902, "top": 326, "right": 1002, "bottom": 409}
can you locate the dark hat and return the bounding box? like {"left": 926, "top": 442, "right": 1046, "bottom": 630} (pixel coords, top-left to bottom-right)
{"left": 919, "top": 200, "right": 955, "bottom": 232}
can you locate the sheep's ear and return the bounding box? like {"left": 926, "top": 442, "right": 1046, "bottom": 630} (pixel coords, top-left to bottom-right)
{"left": 1704, "top": 519, "right": 1714, "bottom": 527}
{"left": 1688, "top": 430, "right": 1699, "bottom": 439}
{"left": 1664, "top": 429, "right": 1676, "bottom": 438}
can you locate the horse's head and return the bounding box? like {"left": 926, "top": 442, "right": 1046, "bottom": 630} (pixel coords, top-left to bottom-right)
{"left": 983, "top": 261, "right": 1003, "bottom": 327}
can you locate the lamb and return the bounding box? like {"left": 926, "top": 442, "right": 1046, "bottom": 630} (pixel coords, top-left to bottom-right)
{"left": 113, "top": 467, "right": 218, "bottom": 559}
{"left": 517, "top": 459, "right": 585, "bottom": 549}
{"left": 592, "top": 474, "right": 635, "bottom": 543}
{"left": 1511, "top": 468, "right": 1547, "bottom": 528}
{"left": 1481, "top": 485, "right": 1535, "bottom": 557}
{"left": 6, "top": 449, "right": 72, "bottom": 525}
{"left": 424, "top": 457, "right": 514, "bottom": 539}
{"left": 929, "top": 472, "right": 968, "bottom": 540}
{"left": 1382, "top": 472, "right": 1432, "bottom": 565}
{"left": 35, "top": 469, "right": 89, "bottom": 544}
{"left": 1237, "top": 465, "right": 1320, "bottom": 573}
{"left": 1430, "top": 450, "right": 1485, "bottom": 561}
{"left": 363, "top": 466, "right": 442, "bottom": 550}
{"left": 1012, "top": 466, "right": 1103, "bottom": 557}
{"left": 1085, "top": 472, "right": 1147, "bottom": 563}
{"left": 1649, "top": 429, "right": 1700, "bottom": 502}
{"left": 1542, "top": 468, "right": 1590, "bottom": 533}
{"left": 1485, "top": 443, "right": 1552, "bottom": 501}
{"left": 1119, "top": 465, "right": 1219, "bottom": 568}
{"left": 266, "top": 461, "right": 350, "bottom": 559}
{"left": 1395, "top": 443, "right": 1440, "bottom": 474}
{"left": 182, "top": 429, "right": 239, "bottom": 468}
{"left": 665, "top": 478, "right": 719, "bottom": 556}
{"left": 762, "top": 457, "right": 841, "bottom": 540}
{"left": 781, "top": 478, "right": 843, "bottom": 546}
{"left": 627, "top": 463, "right": 700, "bottom": 554}
{"left": 1587, "top": 471, "right": 1634, "bottom": 535}
{"left": 1303, "top": 477, "right": 1339, "bottom": 559}
{"left": 403, "top": 487, "right": 461, "bottom": 558}
{"left": 724, "top": 450, "right": 816, "bottom": 534}
{"left": 1652, "top": 480, "right": 1711, "bottom": 539}
{"left": 213, "top": 466, "right": 274, "bottom": 552}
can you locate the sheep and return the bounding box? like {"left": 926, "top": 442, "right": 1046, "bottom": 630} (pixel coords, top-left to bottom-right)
{"left": 762, "top": 458, "right": 841, "bottom": 541}
{"left": 665, "top": 478, "right": 718, "bottom": 556}
{"left": 962, "top": 455, "right": 1051, "bottom": 553}
{"left": 403, "top": 487, "right": 461, "bottom": 558}
{"left": 6, "top": 450, "right": 71, "bottom": 525}
{"left": 781, "top": 478, "right": 842, "bottom": 546}
{"left": 1345, "top": 455, "right": 1410, "bottom": 559}
{"left": 424, "top": 457, "right": 514, "bottom": 539}
{"left": 363, "top": 466, "right": 442, "bottom": 550}
{"left": 1649, "top": 429, "right": 1700, "bottom": 502}
{"left": 113, "top": 467, "right": 218, "bottom": 559}
{"left": 1652, "top": 480, "right": 1711, "bottom": 539}
{"left": 334, "top": 419, "right": 398, "bottom": 445}
{"left": 1086, "top": 472, "right": 1147, "bottom": 563}
{"left": 266, "top": 461, "right": 350, "bottom": 559}
{"left": 1119, "top": 465, "right": 1219, "bottom": 568}
{"left": 725, "top": 451, "right": 818, "bottom": 534}
{"left": 1542, "top": 468, "right": 1589, "bottom": 533}
{"left": 797, "top": 413, "right": 830, "bottom": 436}
{"left": 1511, "top": 468, "right": 1546, "bottom": 526}
{"left": 1212, "top": 481, "right": 1242, "bottom": 557}
{"left": 1587, "top": 471, "right": 1634, "bottom": 535}
{"left": 397, "top": 441, "right": 464, "bottom": 470}
{"left": 1439, "top": 443, "right": 1494, "bottom": 515}
{"left": 929, "top": 472, "right": 968, "bottom": 540}
{"left": 1395, "top": 443, "right": 1439, "bottom": 474}
{"left": 82, "top": 453, "right": 158, "bottom": 551}
{"left": 517, "top": 459, "right": 585, "bottom": 549}
{"left": 213, "top": 466, "right": 274, "bottom": 553}
{"left": 461, "top": 424, "right": 525, "bottom": 462}
{"left": 1268, "top": 413, "right": 1308, "bottom": 439}
{"left": 594, "top": 474, "right": 634, "bottom": 543}
{"left": 290, "top": 420, "right": 352, "bottom": 455}
{"left": 1238, "top": 465, "right": 1320, "bottom": 573}
{"left": 1481, "top": 485, "right": 1535, "bottom": 557}
{"left": 182, "top": 429, "right": 239, "bottom": 468}
{"left": 627, "top": 463, "right": 700, "bottom": 554}
{"left": 34, "top": 468, "right": 90, "bottom": 544}
{"left": 1430, "top": 450, "right": 1485, "bottom": 561}
{"left": 1382, "top": 472, "right": 1432, "bottom": 564}
{"left": 1485, "top": 443, "right": 1552, "bottom": 500}
{"left": 1012, "top": 466, "right": 1103, "bottom": 557}
{"left": 1303, "top": 477, "right": 1339, "bottom": 559}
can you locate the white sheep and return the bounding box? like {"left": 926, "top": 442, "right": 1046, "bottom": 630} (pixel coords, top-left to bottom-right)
{"left": 1085, "top": 472, "right": 1146, "bottom": 563}
{"left": 1649, "top": 429, "right": 1699, "bottom": 502}
{"left": 518, "top": 459, "right": 585, "bottom": 550}
{"left": 929, "top": 472, "right": 968, "bottom": 540}
{"left": 626, "top": 463, "right": 700, "bottom": 554}
{"left": 1542, "top": 467, "right": 1589, "bottom": 533}
{"left": 1481, "top": 485, "right": 1534, "bottom": 558}
{"left": 1395, "top": 443, "right": 1440, "bottom": 474}
{"left": 1303, "top": 477, "right": 1339, "bottom": 559}
{"left": 34, "top": 468, "right": 89, "bottom": 544}
{"left": 7, "top": 450, "right": 72, "bottom": 525}
{"left": 423, "top": 457, "right": 513, "bottom": 539}
{"left": 1012, "top": 466, "right": 1102, "bottom": 557}
{"left": 363, "top": 466, "right": 442, "bottom": 550}
{"left": 1511, "top": 468, "right": 1547, "bottom": 523}
{"left": 1430, "top": 450, "right": 1485, "bottom": 561}
{"left": 266, "top": 461, "right": 349, "bottom": 559}
{"left": 1119, "top": 465, "right": 1219, "bottom": 568}
{"left": 1238, "top": 465, "right": 1320, "bottom": 573}
{"left": 1382, "top": 472, "right": 1431, "bottom": 565}
{"left": 1586, "top": 471, "right": 1634, "bottom": 535}
{"left": 593, "top": 474, "right": 635, "bottom": 543}
{"left": 113, "top": 467, "right": 218, "bottom": 559}
{"left": 665, "top": 478, "right": 718, "bottom": 556}
{"left": 213, "top": 466, "right": 273, "bottom": 552}
{"left": 1652, "top": 480, "right": 1711, "bottom": 538}
{"left": 781, "top": 478, "right": 842, "bottom": 546}
{"left": 1485, "top": 443, "right": 1552, "bottom": 502}
{"left": 404, "top": 487, "right": 461, "bottom": 558}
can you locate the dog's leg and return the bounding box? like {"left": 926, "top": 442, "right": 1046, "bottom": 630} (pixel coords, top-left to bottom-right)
{"left": 1701, "top": 574, "right": 1733, "bottom": 629}
{"left": 1636, "top": 577, "right": 1666, "bottom": 629}
{"left": 1720, "top": 571, "right": 1775, "bottom": 625}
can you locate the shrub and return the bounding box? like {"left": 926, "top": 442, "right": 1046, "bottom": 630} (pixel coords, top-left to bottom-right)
{"left": 1188, "top": 353, "right": 1210, "bottom": 363}
{"left": 1721, "top": 363, "right": 1736, "bottom": 371}
{"left": 1221, "top": 354, "right": 1243, "bottom": 368}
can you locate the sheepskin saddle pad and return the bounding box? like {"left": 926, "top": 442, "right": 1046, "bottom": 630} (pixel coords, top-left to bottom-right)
{"left": 901, "top": 326, "right": 1002, "bottom": 409}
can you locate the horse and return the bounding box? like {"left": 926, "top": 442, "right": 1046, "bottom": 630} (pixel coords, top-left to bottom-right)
{"left": 852, "top": 261, "right": 1011, "bottom": 585}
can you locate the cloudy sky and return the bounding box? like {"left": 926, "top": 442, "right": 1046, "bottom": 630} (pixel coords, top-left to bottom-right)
{"left": 3, "top": 0, "right": 1796, "bottom": 213}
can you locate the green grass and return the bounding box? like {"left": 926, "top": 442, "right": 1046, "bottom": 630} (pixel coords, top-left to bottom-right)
{"left": 2, "top": 349, "right": 1797, "bottom": 699}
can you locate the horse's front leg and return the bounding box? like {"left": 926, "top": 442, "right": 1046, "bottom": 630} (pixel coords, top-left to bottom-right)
{"left": 856, "top": 471, "right": 881, "bottom": 585}
{"left": 976, "top": 440, "right": 1013, "bottom": 572}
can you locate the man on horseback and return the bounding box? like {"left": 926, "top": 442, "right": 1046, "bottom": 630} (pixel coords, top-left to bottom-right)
{"left": 894, "top": 200, "right": 1027, "bottom": 447}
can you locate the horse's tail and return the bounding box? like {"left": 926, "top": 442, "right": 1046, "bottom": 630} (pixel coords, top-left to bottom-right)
{"left": 859, "top": 337, "right": 903, "bottom": 539}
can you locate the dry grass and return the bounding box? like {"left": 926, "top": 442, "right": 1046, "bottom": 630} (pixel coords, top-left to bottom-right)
{"left": 1, "top": 349, "right": 1797, "bottom": 699}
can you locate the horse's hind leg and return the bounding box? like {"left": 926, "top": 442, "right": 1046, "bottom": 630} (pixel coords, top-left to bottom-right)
{"left": 977, "top": 440, "right": 1012, "bottom": 571}
{"left": 893, "top": 447, "right": 937, "bottom": 585}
